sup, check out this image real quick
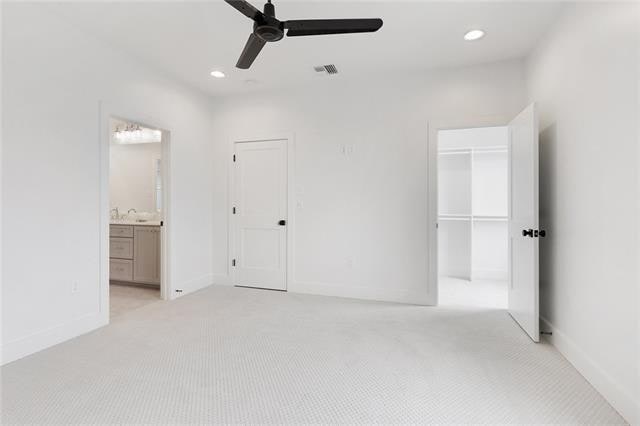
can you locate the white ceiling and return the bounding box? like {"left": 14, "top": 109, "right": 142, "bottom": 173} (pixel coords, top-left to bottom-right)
{"left": 51, "top": 1, "right": 564, "bottom": 96}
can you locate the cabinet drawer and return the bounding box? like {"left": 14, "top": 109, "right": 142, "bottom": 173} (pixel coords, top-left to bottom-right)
{"left": 110, "top": 237, "right": 133, "bottom": 259}
{"left": 110, "top": 259, "right": 133, "bottom": 282}
{"left": 110, "top": 225, "right": 133, "bottom": 238}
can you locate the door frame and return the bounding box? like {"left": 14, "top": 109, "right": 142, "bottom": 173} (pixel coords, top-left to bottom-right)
{"left": 428, "top": 115, "right": 513, "bottom": 306}
{"left": 98, "top": 101, "right": 172, "bottom": 326}
{"left": 228, "top": 133, "right": 296, "bottom": 291}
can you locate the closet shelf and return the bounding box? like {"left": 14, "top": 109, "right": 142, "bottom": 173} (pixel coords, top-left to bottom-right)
{"left": 438, "top": 145, "right": 507, "bottom": 155}
{"left": 473, "top": 215, "right": 508, "bottom": 221}
{"left": 438, "top": 150, "right": 472, "bottom": 156}
{"left": 438, "top": 214, "right": 508, "bottom": 222}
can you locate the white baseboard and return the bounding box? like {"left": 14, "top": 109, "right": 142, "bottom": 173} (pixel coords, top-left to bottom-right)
{"left": 540, "top": 317, "right": 638, "bottom": 425}
{"left": 209, "top": 274, "right": 430, "bottom": 305}
{"left": 291, "top": 281, "right": 430, "bottom": 305}
{"left": 2, "top": 273, "right": 219, "bottom": 365}
{"left": 1, "top": 312, "right": 107, "bottom": 366}
{"left": 171, "top": 273, "right": 215, "bottom": 299}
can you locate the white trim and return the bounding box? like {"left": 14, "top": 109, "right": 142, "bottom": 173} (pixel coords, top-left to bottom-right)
{"left": 470, "top": 147, "right": 475, "bottom": 281}
{"left": 1, "top": 313, "right": 106, "bottom": 366}
{"left": 0, "top": 2, "right": 4, "bottom": 365}
{"left": 540, "top": 317, "right": 638, "bottom": 425}
{"left": 173, "top": 273, "right": 214, "bottom": 295}
{"left": 427, "top": 122, "right": 437, "bottom": 306}
{"left": 159, "top": 130, "right": 171, "bottom": 300}
{"left": 228, "top": 133, "right": 296, "bottom": 291}
{"left": 292, "top": 281, "right": 420, "bottom": 305}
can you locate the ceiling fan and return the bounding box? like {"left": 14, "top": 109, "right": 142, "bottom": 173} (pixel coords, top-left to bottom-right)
{"left": 224, "top": 0, "right": 383, "bottom": 69}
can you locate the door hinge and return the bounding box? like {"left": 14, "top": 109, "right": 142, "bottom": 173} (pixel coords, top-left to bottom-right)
{"left": 232, "top": 207, "right": 236, "bottom": 214}
{"left": 233, "top": 154, "right": 236, "bottom": 162}
{"left": 232, "top": 259, "right": 236, "bottom": 267}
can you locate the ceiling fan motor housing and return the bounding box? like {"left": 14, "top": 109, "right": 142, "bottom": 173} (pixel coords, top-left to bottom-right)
{"left": 254, "top": 1, "right": 284, "bottom": 42}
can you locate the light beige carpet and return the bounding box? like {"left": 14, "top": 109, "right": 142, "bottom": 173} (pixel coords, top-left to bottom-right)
{"left": 1, "top": 285, "right": 626, "bottom": 425}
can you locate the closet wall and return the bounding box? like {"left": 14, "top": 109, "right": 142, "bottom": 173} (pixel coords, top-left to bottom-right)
{"left": 438, "top": 127, "right": 509, "bottom": 281}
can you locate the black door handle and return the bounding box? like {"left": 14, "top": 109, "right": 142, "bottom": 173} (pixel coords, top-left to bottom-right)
{"left": 278, "top": 220, "right": 286, "bottom": 226}
{"left": 523, "top": 229, "right": 546, "bottom": 238}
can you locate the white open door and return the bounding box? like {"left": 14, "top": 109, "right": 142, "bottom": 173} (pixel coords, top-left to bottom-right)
{"left": 233, "top": 140, "right": 288, "bottom": 291}
{"left": 508, "top": 103, "right": 540, "bottom": 342}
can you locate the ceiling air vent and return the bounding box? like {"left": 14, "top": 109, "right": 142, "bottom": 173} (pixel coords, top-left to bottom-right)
{"left": 314, "top": 64, "right": 339, "bottom": 75}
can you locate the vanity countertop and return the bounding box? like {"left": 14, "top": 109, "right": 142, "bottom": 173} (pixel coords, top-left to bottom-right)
{"left": 110, "top": 219, "right": 162, "bottom": 227}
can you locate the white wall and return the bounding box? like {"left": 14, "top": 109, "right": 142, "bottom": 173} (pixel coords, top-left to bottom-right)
{"left": 110, "top": 142, "right": 162, "bottom": 214}
{"left": 211, "top": 59, "right": 527, "bottom": 304}
{"left": 526, "top": 3, "right": 639, "bottom": 423}
{"left": 1, "top": 3, "right": 215, "bottom": 364}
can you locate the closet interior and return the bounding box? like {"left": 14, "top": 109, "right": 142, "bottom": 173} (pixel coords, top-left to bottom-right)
{"left": 437, "top": 126, "right": 509, "bottom": 308}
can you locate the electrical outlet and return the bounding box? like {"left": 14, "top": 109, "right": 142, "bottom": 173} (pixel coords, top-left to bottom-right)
{"left": 71, "top": 281, "right": 79, "bottom": 294}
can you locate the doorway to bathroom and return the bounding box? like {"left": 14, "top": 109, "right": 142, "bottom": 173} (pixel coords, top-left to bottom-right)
{"left": 107, "top": 117, "right": 168, "bottom": 319}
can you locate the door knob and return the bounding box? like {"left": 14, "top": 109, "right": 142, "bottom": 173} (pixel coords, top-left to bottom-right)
{"left": 278, "top": 220, "right": 286, "bottom": 226}
{"left": 522, "top": 229, "right": 534, "bottom": 237}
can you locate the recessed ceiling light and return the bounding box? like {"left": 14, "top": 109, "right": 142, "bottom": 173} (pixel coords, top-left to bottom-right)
{"left": 464, "top": 29, "right": 485, "bottom": 41}
{"left": 210, "top": 70, "right": 226, "bottom": 78}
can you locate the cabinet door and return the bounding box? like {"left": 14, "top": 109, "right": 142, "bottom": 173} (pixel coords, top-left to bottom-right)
{"left": 133, "top": 226, "right": 161, "bottom": 284}
{"left": 110, "top": 259, "right": 133, "bottom": 282}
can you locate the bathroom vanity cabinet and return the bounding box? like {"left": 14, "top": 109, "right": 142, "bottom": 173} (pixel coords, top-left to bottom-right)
{"left": 109, "top": 224, "right": 161, "bottom": 286}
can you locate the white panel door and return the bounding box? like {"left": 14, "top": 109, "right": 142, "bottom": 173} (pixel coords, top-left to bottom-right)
{"left": 508, "top": 103, "right": 540, "bottom": 342}
{"left": 233, "top": 140, "right": 287, "bottom": 290}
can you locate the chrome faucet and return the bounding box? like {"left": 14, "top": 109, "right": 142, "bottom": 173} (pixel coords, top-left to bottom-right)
{"left": 127, "top": 208, "right": 137, "bottom": 215}
{"left": 110, "top": 207, "right": 119, "bottom": 219}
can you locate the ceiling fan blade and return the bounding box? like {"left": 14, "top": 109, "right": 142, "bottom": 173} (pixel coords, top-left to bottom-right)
{"left": 236, "top": 33, "right": 267, "bottom": 69}
{"left": 224, "top": 0, "right": 264, "bottom": 21}
{"left": 284, "top": 18, "right": 383, "bottom": 37}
